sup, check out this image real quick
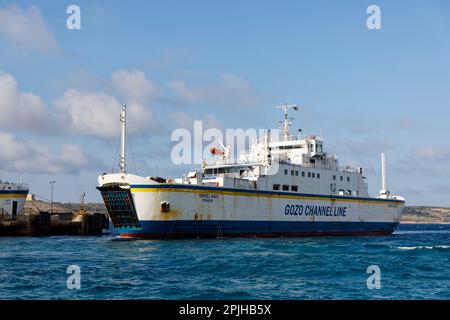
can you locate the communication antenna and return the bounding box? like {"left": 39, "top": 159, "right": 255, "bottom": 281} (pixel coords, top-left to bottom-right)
{"left": 275, "top": 103, "right": 299, "bottom": 141}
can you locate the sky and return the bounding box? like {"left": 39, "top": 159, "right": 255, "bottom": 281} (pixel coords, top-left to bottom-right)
{"left": 0, "top": 0, "right": 450, "bottom": 206}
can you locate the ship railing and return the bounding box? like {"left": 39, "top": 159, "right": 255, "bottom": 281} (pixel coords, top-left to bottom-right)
{"left": 238, "top": 150, "right": 257, "bottom": 161}
{"left": 0, "top": 208, "right": 38, "bottom": 222}
{"left": 296, "top": 162, "right": 339, "bottom": 171}
{"left": 338, "top": 166, "right": 359, "bottom": 173}
{"left": 0, "top": 183, "right": 29, "bottom": 190}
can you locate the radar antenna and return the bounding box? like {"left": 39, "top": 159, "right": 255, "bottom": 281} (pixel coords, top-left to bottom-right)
{"left": 275, "top": 103, "right": 299, "bottom": 141}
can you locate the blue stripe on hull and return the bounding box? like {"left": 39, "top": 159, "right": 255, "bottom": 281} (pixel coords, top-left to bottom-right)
{"left": 0, "top": 190, "right": 28, "bottom": 195}
{"left": 117, "top": 220, "right": 399, "bottom": 238}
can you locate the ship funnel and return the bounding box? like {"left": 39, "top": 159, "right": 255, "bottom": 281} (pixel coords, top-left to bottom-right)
{"left": 119, "top": 104, "right": 127, "bottom": 174}
{"left": 379, "top": 153, "right": 390, "bottom": 199}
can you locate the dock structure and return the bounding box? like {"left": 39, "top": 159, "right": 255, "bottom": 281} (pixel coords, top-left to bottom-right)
{"left": 0, "top": 200, "right": 109, "bottom": 236}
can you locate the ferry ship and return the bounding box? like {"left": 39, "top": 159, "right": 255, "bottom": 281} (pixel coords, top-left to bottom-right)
{"left": 98, "top": 104, "right": 405, "bottom": 238}
{"left": 0, "top": 179, "right": 29, "bottom": 219}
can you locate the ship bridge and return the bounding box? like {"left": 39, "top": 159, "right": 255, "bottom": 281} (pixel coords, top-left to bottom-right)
{"left": 204, "top": 104, "right": 339, "bottom": 172}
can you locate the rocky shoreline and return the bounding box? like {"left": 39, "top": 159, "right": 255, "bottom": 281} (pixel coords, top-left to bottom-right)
{"left": 401, "top": 206, "right": 450, "bottom": 224}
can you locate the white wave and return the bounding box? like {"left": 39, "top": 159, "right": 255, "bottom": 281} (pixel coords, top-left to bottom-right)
{"left": 395, "top": 245, "right": 450, "bottom": 250}
{"left": 394, "top": 230, "right": 450, "bottom": 235}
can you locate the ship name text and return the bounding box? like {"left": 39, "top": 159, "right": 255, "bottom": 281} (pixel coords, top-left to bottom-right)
{"left": 285, "top": 204, "right": 347, "bottom": 217}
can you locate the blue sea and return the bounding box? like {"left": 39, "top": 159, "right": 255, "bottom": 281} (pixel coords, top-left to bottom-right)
{"left": 0, "top": 223, "right": 449, "bottom": 300}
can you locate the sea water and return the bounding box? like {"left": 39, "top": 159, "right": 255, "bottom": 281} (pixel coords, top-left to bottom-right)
{"left": 0, "top": 224, "right": 449, "bottom": 299}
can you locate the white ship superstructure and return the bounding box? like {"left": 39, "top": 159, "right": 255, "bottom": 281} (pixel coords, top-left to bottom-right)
{"left": 98, "top": 104, "right": 405, "bottom": 238}
{"left": 0, "top": 179, "right": 29, "bottom": 219}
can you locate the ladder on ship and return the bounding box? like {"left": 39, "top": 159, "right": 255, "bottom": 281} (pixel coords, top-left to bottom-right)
{"left": 216, "top": 225, "right": 223, "bottom": 238}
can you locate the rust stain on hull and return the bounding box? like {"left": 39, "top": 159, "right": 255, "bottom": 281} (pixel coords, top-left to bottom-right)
{"left": 160, "top": 209, "right": 181, "bottom": 220}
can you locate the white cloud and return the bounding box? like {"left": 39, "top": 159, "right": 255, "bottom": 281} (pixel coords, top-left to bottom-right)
{"left": 1, "top": 69, "right": 255, "bottom": 141}
{"left": 0, "top": 72, "right": 54, "bottom": 132}
{"left": 415, "top": 146, "right": 450, "bottom": 162}
{"left": 396, "top": 116, "right": 419, "bottom": 131}
{"left": 394, "top": 146, "right": 450, "bottom": 176}
{"left": 60, "top": 144, "right": 93, "bottom": 168}
{"left": 0, "top": 132, "right": 101, "bottom": 174}
{"left": 0, "top": 71, "right": 162, "bottom": 139}
{"left": 169, "top": 81, "right": 195, "bottom": 104}
{"left": 171, "top": 111, "right": 194, "bottom": 129}
{"left": 169, "top": 73, "right": 258, "bottom": 107}
{"left": 220, "top": 74, "right": 252, "bottom": 96}
{"left": 112, "top": 69, "right": 159, "bottom": 103}
{"left": 54, "top": 89, "right": 158, "bottom": 139}
{"left": 0, "top": 4, "right": 58, "bottom": 54}
{"left": 333, "top": 138, "right": 397, "bottom": 157}
{"left": 171, "top": 112, "right": 224, "bottom": 131}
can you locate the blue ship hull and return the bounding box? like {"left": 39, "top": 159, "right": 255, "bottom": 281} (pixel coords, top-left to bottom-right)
{"left": 116, "top": 220, "right": 399, "bottom": 238}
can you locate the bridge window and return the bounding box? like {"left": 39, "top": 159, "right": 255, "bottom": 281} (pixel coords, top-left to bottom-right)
{"left": 295, "top": 171, "right": 299, "bottom": 176}
{"left": 284, "top": 169, "right": 288, "bottom": 175}
{"left": 317, "top": 173, "right": 320, "bottom": 178}
{"left": 333, "top": 175, "right": 336, "bottom": 180}
{"left": 340, "top": 176, "right": 343, "bottom": 181}
{"left": 291, "top": 185, "right": 298, "bottom": 192}
{"left": 282, "top": 185, "right": 289, "bottom": 191}
{"left": 317, "top": 144, "right": 323, "bottom": 153}
{"left": 273, "top": 184, "right": 280, "bottom": 191}
{"left": 312, "top": 173, "right": 315, "bottom": 178}
{"left": 302, "top": 171, "right": 305, "bottom": 177}
{"left": 291, "top": 170, "right": 294, "bottom": 176}
{"left": 347, "top": 177, "right": 350, "bottom": 182}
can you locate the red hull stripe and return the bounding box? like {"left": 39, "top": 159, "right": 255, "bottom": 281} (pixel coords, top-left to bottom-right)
{"left": 119, "top": 230, "right": 392, "bottom": 239}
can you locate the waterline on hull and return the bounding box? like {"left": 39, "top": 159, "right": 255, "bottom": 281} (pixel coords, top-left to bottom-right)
{"left": 116, "top": 220, "right": 399, "bottom": 239}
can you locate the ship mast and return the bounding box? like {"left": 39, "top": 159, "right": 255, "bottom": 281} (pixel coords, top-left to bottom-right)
{"left": 119, "top": 103, "right": 127, "bottom": 174}
{"left": 275, "top": 103, "right": 299, "bottom": 141}
{"left": 379, "top": 153, "right": 390, "bottom": 198}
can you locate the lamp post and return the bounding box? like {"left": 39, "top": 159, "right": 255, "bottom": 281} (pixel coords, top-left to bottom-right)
{"left": 49, "top": 181, "right": 56, "bottom": 214}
